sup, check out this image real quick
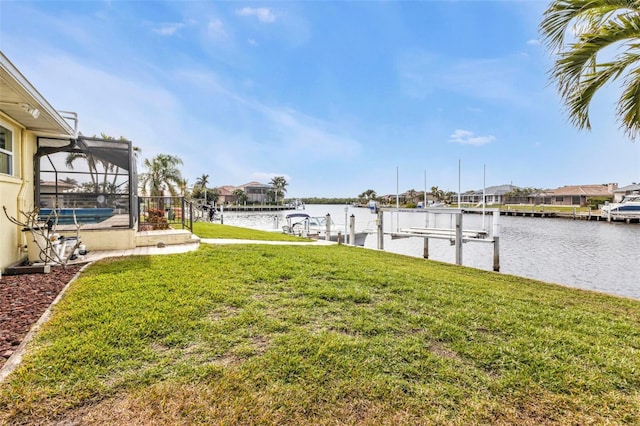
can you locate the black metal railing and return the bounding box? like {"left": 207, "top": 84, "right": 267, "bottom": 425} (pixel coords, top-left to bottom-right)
{"left": 138, "top": 196, "right": 192, "bottom": 232}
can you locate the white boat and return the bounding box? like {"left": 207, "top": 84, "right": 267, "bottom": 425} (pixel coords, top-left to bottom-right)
{"left": 601, "top": 194, "right": 640, "bottom": 220}
{"left": 283, "top": 213, "right": 369, "bottom": 246}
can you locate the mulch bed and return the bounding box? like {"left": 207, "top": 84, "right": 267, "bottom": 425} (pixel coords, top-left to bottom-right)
{"left": 0, "top": 264, "right": 85, "bottom": 368}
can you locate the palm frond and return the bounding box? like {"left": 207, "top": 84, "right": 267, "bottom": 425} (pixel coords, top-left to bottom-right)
{"left": 544, "top": 5, "right": 640, "bottom": 134}
{"left": 540, "top": 0, "right": 638, "bottom": 50}
{"left": 617, "top": 65, "right": 640, "bottom": 138}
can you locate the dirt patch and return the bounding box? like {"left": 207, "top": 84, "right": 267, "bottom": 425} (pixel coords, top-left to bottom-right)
{"left": 0, "top": 264, "right": 85, "bottom": 368}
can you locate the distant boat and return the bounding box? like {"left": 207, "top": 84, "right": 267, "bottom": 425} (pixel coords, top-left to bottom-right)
{"left": 283, "top": 213, "right": 368, "bottom": 246}
{"left": 288, "top": 199, "right": 305, "bottom": 210}
{"left": 601, "top": 194, "right": 640, "bottom": 220}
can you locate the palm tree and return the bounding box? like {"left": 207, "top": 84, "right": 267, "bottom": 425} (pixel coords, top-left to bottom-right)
{"left": 540, "top": 1, "right": 640, "bottom": 139}
{"left": 269, "top": 176, "right": 288, "bottom": 205}
{"left": 358, "top": 189, "right": 377, "bottom": 203}
{"left": 233, "top": 188, "right": 248, "bottom": 205}
{"left": 59, "top": 177, "right": 78, "bottom": 187}
{"left": 65, "top": 151, "right": 99, "bottom": 192}
{"left": 179, "top": 178, "right": 189, "bottom": 197}
{"left": 65, "top": 133, "right": 138, "bottom": 194}
{"left": 140, "top": 154, "right": 184, "bottom": 197}
{"left": 195, "top": 174, "right": 210, "bottom": 205}
{"left": 407, "top": 189, "right": 418, "bottom": 204}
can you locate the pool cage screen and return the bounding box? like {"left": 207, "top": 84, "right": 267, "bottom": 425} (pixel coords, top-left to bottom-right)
{"left": 35, "top": 136, "right": 138, "bottom": 229}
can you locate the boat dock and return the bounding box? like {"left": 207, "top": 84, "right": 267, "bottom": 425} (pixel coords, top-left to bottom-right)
{"left": 374, "top": 207, "right": 501, "bottom": 271}
{"left": 498, "top": 207, "right": 640, "bottom": 223}
{"left": 219, "top": 205, "right": 290, "bottom": 212}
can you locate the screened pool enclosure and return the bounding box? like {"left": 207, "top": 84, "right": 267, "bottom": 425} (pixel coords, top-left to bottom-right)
{"left": 35, "top": 136, "right": 137, "bottom": 230}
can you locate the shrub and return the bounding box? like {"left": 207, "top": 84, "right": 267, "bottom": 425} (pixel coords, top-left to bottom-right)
{"left": 147, "top": 207, "right": 169, "bottom": 230}
{"left": 588, "top": 196, "right": 613, "bottom": 209}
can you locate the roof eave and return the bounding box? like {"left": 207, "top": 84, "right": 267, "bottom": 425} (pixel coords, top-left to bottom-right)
{"left": 0, "top": 52, "right": 75, "bottom": 137}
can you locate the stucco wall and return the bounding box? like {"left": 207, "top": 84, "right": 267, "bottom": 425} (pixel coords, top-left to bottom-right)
{"left": 57, "top": 229, "right": 136, "bottom": 251}
{"left": 1, "top": 114, "right": 36, "bottom": 271}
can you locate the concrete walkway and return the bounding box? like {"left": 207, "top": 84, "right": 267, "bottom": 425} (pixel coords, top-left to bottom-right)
{"left": 76, "top": 238, "right": 336, "bottom": 263}
{"left": 200, "top": 238, "right": 335, "bottom": 246}
{"left": 78, "top": 241, "right": 201, "bottom": 263}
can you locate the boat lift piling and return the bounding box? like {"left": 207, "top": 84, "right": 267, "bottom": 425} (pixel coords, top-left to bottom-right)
{"left": 349, "top": 214, "right": 356, "bottom": 246}
{"left": 375, "top": 207, "right": 500, "bottom": 272}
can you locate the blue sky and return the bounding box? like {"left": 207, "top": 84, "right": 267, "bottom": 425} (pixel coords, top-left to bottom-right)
{"left": 2, "top": 0, "right": 639, "bottom": 197}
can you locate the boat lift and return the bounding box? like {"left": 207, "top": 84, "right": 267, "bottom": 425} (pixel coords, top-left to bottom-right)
{"left": 372, "top": 206, "right": 501, "bottom": 271}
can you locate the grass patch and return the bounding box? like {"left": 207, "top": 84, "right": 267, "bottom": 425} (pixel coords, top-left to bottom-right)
{"left": 1, "top": 245, "right": 639, "bottom": 424}
{"left": 192, "top": 222, "right": 311, "bottom": 242}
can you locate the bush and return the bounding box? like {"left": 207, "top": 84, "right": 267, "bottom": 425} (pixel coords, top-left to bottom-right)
{"left": 588, "top": 196, "right": 613, "bottom": 209}
{"left": 147, "top": 207, "right": 169, "bottom": 230}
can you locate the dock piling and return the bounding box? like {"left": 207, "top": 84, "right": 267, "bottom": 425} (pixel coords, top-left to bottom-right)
{"left": 377, "top": 210, "right": 384, "bottom": 250}
{"left": 349, "top": 214, "right": 356, "bottom": 246}
{"left": 423, "top": 237, "right": 429, "bottom": 259}
{"left": 455, "top": 213, "right": 463, "bottom": 265}
{"left": 493, "top": 236, "right": 500, "bottom": 272}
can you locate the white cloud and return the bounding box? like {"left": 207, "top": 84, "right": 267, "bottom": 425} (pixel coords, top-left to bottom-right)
{"left": 449, "top": 129, "right": 495, "bottom": 146}
{"left": 396, "top": 49, "right": 537, "bottom": 107}
{"left": 152, "top": 23, "right": 184, "bottom": 36}
{"left": 208, "top": 19, "right": 227, "bottom": 38}
{"left": 236, "top": 7, "right": 276, "bottom": 23}
{"left": 527, "top": 39, "right": 541, "bottom": 45}
{"left": 176, "top": 70, "right": 362, "bottom": 160}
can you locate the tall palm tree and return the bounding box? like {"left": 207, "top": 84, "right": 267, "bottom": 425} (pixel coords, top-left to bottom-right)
{"left": 540, "top": 0, "right": 640, "bottom": 139}
{"left": 195, "top": 174, "right": 210, "bottom": 205}
{"left": 140, "top": 154, "right": 184, "bottom": 197}
{"left": 60, "top": 177, "right": 78, "bottom": 186}
{"left": 358, "top": 189, "right": 377, "bottom": 202}
{"left": 233, "top": 188, "right": 248, "bottom": 205}
{"left": 431, "top": 186, "right": 446, "bottom": 203}
{"left": 269, "top": 176, "right": 288, "bottom": 205}
{"left": 407, "top": 189, "right": 418, "bottom": 204}
{"left": 179, "top": 178, "right": 189, "bottom": 197}
{"left": 65, "top": 151, "right": 99, "bottom": 192}
{"left": 64, "top": 133, "right": 137, "bottom": 194}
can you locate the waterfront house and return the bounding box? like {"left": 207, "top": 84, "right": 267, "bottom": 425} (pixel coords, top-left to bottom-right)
{"left": 453, "top": 184, "right": 519, "bottom": 205}
{"left": 216, "top": 185, "right": 237, "bottom": 205}
{"left": 242, "top": 181, "right": 271, "bottom": 204}
{"left": 538, "top": 183, "right": 616, "bottom": 207}
{"left": 215, "top": 182, "right": 272, "bottom": 205}
{"left": 612, "top": 183, "right": 640, "bottom": 202}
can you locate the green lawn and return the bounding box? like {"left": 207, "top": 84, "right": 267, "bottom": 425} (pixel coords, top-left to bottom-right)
{"left": 192, "top": 221, "right": 311, "bottom": 241}
{"left": 1, "top": 243, "right": 639, "bottom": 424}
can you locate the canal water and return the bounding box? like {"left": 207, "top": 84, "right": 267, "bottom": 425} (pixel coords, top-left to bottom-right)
{"left": 218, "top": 204, "right": 640, "bottom": 300}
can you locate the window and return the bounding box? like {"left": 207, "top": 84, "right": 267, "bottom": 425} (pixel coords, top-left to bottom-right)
{"left": 0, "top": 124, "right": 14, "bottom": 175}
{"left": 555, "top": 196, "right": 564, "bottom": 202}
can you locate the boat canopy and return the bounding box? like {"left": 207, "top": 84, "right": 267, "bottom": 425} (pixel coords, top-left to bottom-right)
{"left": 285, "top": 213, "right": 311, "bottom": 220}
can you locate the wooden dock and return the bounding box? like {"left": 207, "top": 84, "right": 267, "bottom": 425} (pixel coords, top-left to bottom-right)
{"left": 499, "top": 209, "right": 640, "bottom": 223}
{"left": 220, "top": 205, "right": 290, "bottom": 212}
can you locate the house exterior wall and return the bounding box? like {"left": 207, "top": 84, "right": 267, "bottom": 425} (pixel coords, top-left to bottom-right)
{"left": 244, "top": 184, "right": 269, "bottom": 203}
{"left": 59, "top": 228, "right": 136, "bottom": 250}
{"left": 0, "top": 113, "right": 37, "bottom": 270}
